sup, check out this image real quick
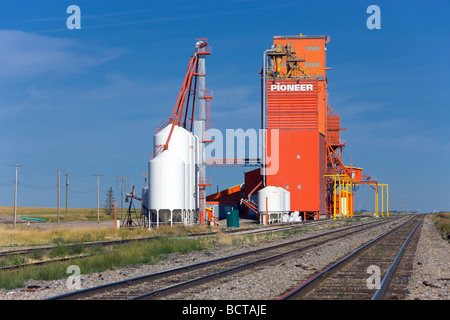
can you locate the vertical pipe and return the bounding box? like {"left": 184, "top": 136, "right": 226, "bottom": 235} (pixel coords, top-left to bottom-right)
{"left": 262, "top": 47, "right": 275, "bottom": 187}
{"left": 375, "top": 184, "right": 379, "bottom": 217}
{"left": 385, "top": 185, "right": 388, "bottom": 217}
{"left": 345, "top": 182, "right": 350, "bottom": 218}
{"left": 197, "top": 41, "right": 207, "bottom": 223}
{"left": 333, "top": 177, "right": 336, "bottom": 220}
{"left": 350, "top": 182, "right": 354, "bottom": 217}
{"left": 114, "top": 202, "right": 117, "bottom": 230}
{"left": 381, "top": 184, "right": 384, "bottom": 218}
{"left": 338, "top": 177, "right": 342, "bottom": 219}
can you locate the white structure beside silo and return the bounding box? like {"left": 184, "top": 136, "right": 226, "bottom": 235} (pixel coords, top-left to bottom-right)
{"left": 258, "top": 186, "right": 291, "bottom": 224}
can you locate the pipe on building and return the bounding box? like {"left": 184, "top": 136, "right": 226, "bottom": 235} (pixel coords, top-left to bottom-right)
{"left": 262, "top": 46, "right": 275, "bottom": 187}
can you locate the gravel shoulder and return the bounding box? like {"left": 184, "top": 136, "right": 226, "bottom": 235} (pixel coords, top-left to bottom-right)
{"left": 406, "top": 215, "right": 449, "bottom": 300}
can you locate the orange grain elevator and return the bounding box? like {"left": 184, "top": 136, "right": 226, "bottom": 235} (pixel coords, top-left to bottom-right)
{"left": 262, "top": 35, "right": 330, "bottom": 219}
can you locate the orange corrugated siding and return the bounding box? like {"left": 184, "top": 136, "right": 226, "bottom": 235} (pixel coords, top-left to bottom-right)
{"left": 327, "top": 114, "right": 340, "bottom": 145}
{"left": 267, "top": 79, "right": 318, "bottom": 129}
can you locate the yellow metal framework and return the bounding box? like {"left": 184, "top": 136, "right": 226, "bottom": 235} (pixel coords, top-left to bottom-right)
{"left": 326, "top": 174, "right": 389, "bottom": 220}
{"left": 374, "top": 183, "right": 389, "bottom": 218}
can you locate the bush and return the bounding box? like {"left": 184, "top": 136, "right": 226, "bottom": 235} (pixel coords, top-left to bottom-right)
{"left": 49, "top": 245, "right": 70, "bottom": 258}
{"left": 432, "top": 212, "right": 450, "bottom": 240}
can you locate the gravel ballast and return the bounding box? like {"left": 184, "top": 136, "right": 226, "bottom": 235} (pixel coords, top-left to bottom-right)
{"left": 0, "top": 215, "right": 447, "bottom": 300}
{"left": 406, "top": 216, "right": 449, "bottom": 300}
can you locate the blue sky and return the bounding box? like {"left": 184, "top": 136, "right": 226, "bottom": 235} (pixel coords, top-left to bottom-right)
{"left": 0, "top": 0, "right": 448, "bottom": 213}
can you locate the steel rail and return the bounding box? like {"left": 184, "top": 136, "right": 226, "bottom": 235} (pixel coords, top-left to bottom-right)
{"left": 0, "top": 218, "right": 330, "bottom": 259}
{"left": 130, "top": 217, "right": 403, "bottom": 300}
{"left": 277, "top": 214, "right": 421, "bottom": 300}
{"left": 46, "top": 216, "right": 402, "bottom": 300}
{"left": 371, "top": 215, "right": 423, "bottom": 300}
{"left": 1, "top": 222, "right": 325, "bottom": 273}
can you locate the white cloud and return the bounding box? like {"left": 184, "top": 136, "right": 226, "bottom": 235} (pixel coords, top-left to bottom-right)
{"left": 0, "top": 29, "right": 125, "bottom": 80}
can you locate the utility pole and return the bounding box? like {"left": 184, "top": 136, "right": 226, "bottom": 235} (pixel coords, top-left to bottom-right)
{"left": 56, "top": 169, "right": 64, "bottom": 225}
{"left": 93, "top": 174, "right": 103, "bottom": 223}
{"left": 9, "top": 164, "right": 23, "bottom": 229}
{"left": 65, "top": 173, "right": 69, "bottom": 216}
{"left": 116, "top": 176, "right": 129, "bottom": 221}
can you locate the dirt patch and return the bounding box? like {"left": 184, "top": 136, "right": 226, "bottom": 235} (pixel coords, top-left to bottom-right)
{"left": 0, "top": 214, "right": 26, "bottom": 225}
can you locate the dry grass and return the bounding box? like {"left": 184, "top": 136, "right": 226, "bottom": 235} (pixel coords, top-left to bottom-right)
{"left": 432, "top": 212, "right": 450, "bottom": 240}
{"left": 149, "top": 224, "right": 215, "bottom": 237}
{"left": 0, "top": 206, "right": 124, "bottom": 223}
{"left": 0, "top": 237, "right": 206, "bottom": 290}
{"left": 0, "top": 226, "right": 151, "bottom": 247}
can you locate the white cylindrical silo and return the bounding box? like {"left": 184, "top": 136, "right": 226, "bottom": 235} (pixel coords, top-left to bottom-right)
{"left": 258, "top": 186, "right": 282, "bottom": 214}
{"left": 149, "top": 150, "right": 185, "bottom": 215}
{"left": 154, "top": 124, "right": 193, "bottom": 211}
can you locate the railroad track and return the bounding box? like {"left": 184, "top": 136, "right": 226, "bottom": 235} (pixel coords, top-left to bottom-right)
{"left": 46, "top": 215, "right": 407, "bottom": 300}
{"left": 277, "top": 214, "right": 423, "bottom": 300}
{"left": 0, "top": 218, "right": 341, "bottom": 272}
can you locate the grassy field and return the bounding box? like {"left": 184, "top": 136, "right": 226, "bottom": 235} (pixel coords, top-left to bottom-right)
{"left": 0, "top": 226, "right": 155, "bottom": 247}
{"left": 0, "top": 206, "right": 126, "bottom": 223}
{"left": 0, "top": 237, "right": 207, "bottom": 290}
{"left": 0, "top": 206, "right": 214, "bottom": 247}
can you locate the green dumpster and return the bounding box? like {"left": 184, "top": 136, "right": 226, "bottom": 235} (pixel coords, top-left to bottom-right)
{"left": 226, "top": 210, "right": 240, "bottom": 228}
